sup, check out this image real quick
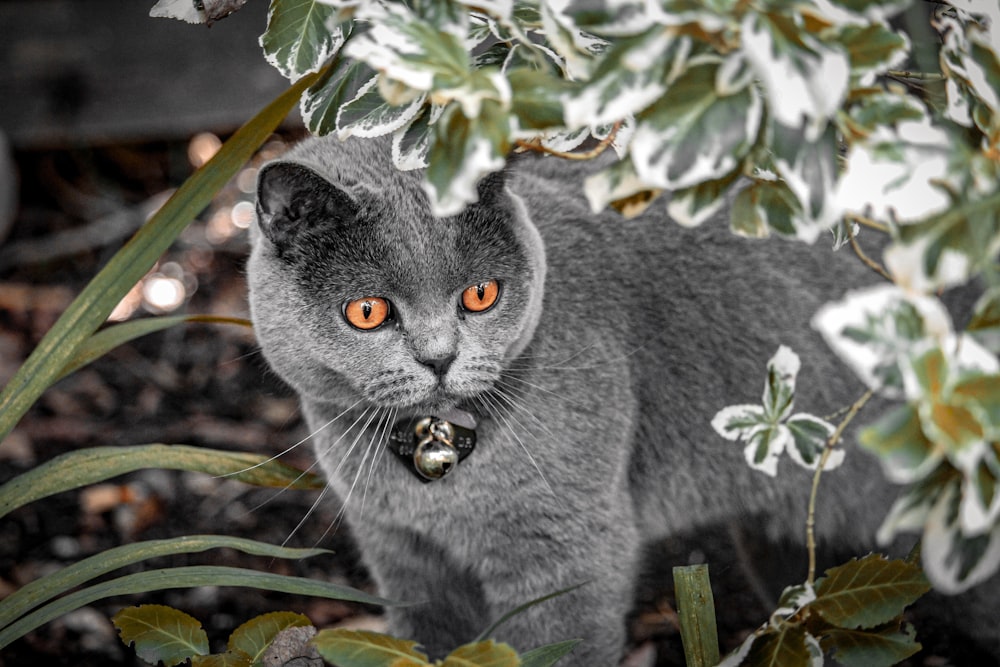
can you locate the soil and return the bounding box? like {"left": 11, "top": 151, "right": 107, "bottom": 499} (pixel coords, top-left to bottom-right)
{"left": 0, "top": 136, "right": 994, "bottom": 667}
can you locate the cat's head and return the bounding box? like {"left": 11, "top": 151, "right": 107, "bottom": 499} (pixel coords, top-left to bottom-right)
{"left": 247, "top": 137, "right": 545, "bottom": 414}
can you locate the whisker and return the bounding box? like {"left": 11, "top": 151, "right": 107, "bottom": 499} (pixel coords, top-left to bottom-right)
{"left": 489, "top": 384, "right": 562, "bottom": 444}
{"left": 477, "top": 392, "right": 562, "bottom": 504}
{"left": 495, "top": 374, "right": 584, "bottom": 409}
{"left": 358, "top": 407, "right": 396, "bottom": 519}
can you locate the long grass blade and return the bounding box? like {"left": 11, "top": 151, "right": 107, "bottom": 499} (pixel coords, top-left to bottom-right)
{"left": 0, "top": 565, "right": 397, "bottom": 650}
{"left": 0, "top": 535, "right": 328, "bottom": 630}
{"left": 58, "top": 315, "right": 252, "bottom": 381}
{"left": 0, "top": 444, "right": 324, "bottom": 520}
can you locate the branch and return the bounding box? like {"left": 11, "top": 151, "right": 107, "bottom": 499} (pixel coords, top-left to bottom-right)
{"left": 514, "top": 122, "right": 622, "bottom": 161}
{"left": 806, "top": 389, "right": 875, "bottom": 586}
{"left": 846, "top": 219, "right": 894, "bottom": 282}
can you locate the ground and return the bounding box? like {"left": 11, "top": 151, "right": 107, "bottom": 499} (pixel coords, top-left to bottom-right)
{"left": 0, "top": 136, "right": 994, "bottom": 667}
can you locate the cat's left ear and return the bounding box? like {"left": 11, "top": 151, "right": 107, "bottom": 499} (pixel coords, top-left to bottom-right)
{"left": 475, "top": 164, "right": 510, "bottom": 207}
{"left": 256, "top": 161, "right": 357, "bottom": 251}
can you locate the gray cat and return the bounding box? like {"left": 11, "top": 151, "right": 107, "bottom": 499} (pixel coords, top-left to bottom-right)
{"left": 247, "top": 135, "right": 994, "bottom": 664}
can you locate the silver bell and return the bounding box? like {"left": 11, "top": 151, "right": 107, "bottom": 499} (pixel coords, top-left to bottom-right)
{"left": 413, "top": 437, "right": 459, "bottom": 480}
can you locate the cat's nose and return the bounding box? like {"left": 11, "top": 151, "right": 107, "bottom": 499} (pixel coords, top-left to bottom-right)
{"left": 419, "top": 353, "right": 456, "bottom": 377}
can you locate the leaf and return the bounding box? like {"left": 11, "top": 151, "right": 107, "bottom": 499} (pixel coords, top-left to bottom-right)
{"left": 811, "top": 554, "right": 930, "bottom": 629}
{"left": 785, "top": 414, "right": 840, "bottom": 471}
{"left": 228, "top": 611, "right": 312, "bottom": 664}
{"left": 59, "top": 315, "right": 251, "bottom": 381}
{"left": 311, "top": 628, "right": 429, "bottom": 667}
{"left": 193, "top": 650, "right": 254, "bottom": 667}
{"left": 0, "top": 567, "right": 396, "bottom": 651}
{"left": 425, "top": 100, "right": 509, "bottom": 216}
{"left": 260, "top": 0, "right": 341, "bottom": 81}
{"left": 921, "top": 481, "right": 1000, "bottom": 593}
{"left": 762, "top": 345, "right": 800, "bottom": 422}
{"left": 0, "top": 69, "right": 320, "bottom": 444}
{"left": 744, "top": 424, "right": 792, "bottom": 477}
{"left": 769, "top": 120, "right": 840, "bottom": 241}
{"left": 112, "top": 605, "right": 209, "bottom": 667}
{"left": 730, "top": 178, "right": 799, "bottom": 238}
{"left": 631, "top": 59, "right": 762, "bottom": 191}
{"left": 336, "top": 75, "right": 426, "bottom": 139}
{"left": 859, "top": 404, "right": 942, "bottom": 485}
{"left": 742, "top": 624, "right": 814, "bottom": 667}
{"left": 0, "top": 444, "right": 323, "bottom": 520}
{"left": 302, "top": 57, "right": 378, "bottom": 136}
{"left": 518, "top": 640, "right": 582, "bottom": 667}
{"left": 835, "top": 23, "right": 909, "bottom": 76}
{"left": 740, "top": 10, "right": 848, "bottom": 142}
{"left": 0, "top": 536, "right": 328, "bottom": 632}
{"left": 667, "top": 169, "right": 741, "bottom": 228}
{"left": 560, "top": 28, "right": 680, "bottom": 128}
{"left": 441, "top": 640, "right": 519, "bottom": 667}
{"left": 150, "top": 0, "right": 207, "bottom": 23}
{"left": 967, "top": 287, "right": 1000, "bottom": 353}
{"left": 507, "top": 68, "right": 572, "bottom": 132}
{"left": 819, "top": 620, "right": 922, "bottom": 667}
{"left": 710, "top": 404, "right": 768, "bottom": 441}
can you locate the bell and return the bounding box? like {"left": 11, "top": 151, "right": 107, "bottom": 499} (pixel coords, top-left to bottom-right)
{"left": 413, "top": 437, "right": 459, "bottom": 480}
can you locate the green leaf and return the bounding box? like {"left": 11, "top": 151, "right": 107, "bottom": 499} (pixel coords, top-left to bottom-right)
{"left": 0, "top": 70, "right": 321, "bottom": 444}
{"left": 508, "top": 68, "right": 572, "bottom": 132}
{"left": 311, "top": 628, "right": 429, "bottom": 667}
{"left": 742, "top": 624, "right": 814, "bottom": 667}
{"left": 730, "top": 178, "right": 799, "bottom": 238}
{"left": 59, "top": 315, "right": 251, "bottom": 381}
{"left": 302, "top": 56, "right": 378, "bottom": 136}
{"left": 836, "top": 23, "right": 908, "bottom": 76}
{"left": 744, "top": 424, "right": 792, "bottom": 477}
{"left": 860, "top": 404, "right": 941, "bottom": 485}
{"left": 762, "top": 345, "right": 799, "bottom": 422}
{"left": 518, "top": 640, "right": 582, "bottom": 667}
{"left": 0, "top": 536, "right": 328, "bottom": 632}
{"left": 667, "top": 169, "right": 741, "bottom": 228}
{"left": 769, "top": 120, "right": 840, "bottom": 240}
{"left": 921, "top": 480, "right": 1000, "bottom": 593}
{"left": 425, "top": 100, "right": 509, "bottom": 216}
{"left": 0, "top": 444, "right": 323, "bottom": 520}
{"left": 812, "top": 554, "right": 930, "bottom": 629}
{"left": 441, "top": 640, "right": 519, "bottom": 667}
{"left": 0, "top": 566, "right": 396, "bottom": 650}
{"left": 112, "top": 605, "right": 209, "bottom": 667}
{"left": 260, "top": 0, "right": 340, "bottom": 81}
{"left": 786, "top": 415, "right": 839, "bottom": 470}
{"left": 561, "top": 27, "right": 680, "bottom": 128}
{"left": 967, "top": 287, "right": 1000, "bottom": 353}
{"left": 631, "top": 59, "right": 762, "bottom": 191}
{"left": 842, "top": 91, "right": 926, "bottom": 138}
{"left": 193, "top": 650, "right": 253, "bottom": 667}
{"left": 228, "top": 611, "right": 311, "bottom": 665}
{"left": 336, "top": 76, "right": 427, "bottom": 139}
{"left": 819, "top": 620, "right": 922, "bottom": 667}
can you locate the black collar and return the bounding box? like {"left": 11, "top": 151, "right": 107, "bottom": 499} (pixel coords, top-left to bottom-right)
{"left": 387, "top": 411, "right": 477, "bottom": 483}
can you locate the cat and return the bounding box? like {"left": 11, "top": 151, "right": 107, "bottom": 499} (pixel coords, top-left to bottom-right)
{"left": 247, "top": 135, "right": 998, "bottom": 664}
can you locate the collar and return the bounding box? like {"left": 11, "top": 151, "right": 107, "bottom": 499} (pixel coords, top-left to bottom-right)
{"left": 387, "top": 409, "right": 477, "bottom": 483}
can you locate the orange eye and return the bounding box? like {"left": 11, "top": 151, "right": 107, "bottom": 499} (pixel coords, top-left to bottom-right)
{"left": 461, "top": 280, "right": 500, "bottom": 313}
{"left": 344, "top": 297, "right": 391, "bottom": 330}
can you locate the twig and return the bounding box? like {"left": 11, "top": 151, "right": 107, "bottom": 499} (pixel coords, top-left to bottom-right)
{"left": 886, "top": 69, "right": 945, "bottom": 82}
{"left": 844, "top": 212, "right": 890, "bottom": 234}
{"left": 846, "top": 219, "right": 894, "bottom": 282}
{"left": 806, "top": 389, "right": 875, "bottom": 586}
{"left": 514, "top": 121, "right": 622, "bottom": 161}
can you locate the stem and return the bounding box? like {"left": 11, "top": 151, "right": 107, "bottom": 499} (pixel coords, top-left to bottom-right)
{"left": 514, "top": 121, "right": 622, "bottom": 161}
{"left": 844, "top": 212, "right": 890, "bottom": 234}
{"left": 886, "top": 69, "right": 945, "bottom": 81}
{"left": 846, "top": 219, "right": 894, "bottom": 282}
{"left": 673, "top": 565, "right": 721, "bottom": 667}
{"left": 806, "top": 389, "right": 875, "bottom": 586}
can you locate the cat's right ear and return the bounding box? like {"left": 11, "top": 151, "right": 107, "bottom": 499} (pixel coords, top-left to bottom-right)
{"left": 256, "top": 161, "right": 357, "bottom": 251}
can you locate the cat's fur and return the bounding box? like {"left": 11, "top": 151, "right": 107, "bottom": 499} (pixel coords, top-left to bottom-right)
{"left": 248, "top": 136, "right": 997, "bottom": 664}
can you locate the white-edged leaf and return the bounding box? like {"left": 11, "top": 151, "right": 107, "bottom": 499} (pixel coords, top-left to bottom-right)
{"left": 744, "top": 424, "right": 792, "bottom": 477}
{"left": 770, "top": 121, "right": 841, "bottom": 241}
{"left": 786, "top": 414, "right": 841, "bottom": 471}
{"left": 300, "top": 57, "right": 377, "bottom": 136}
{"left": 583, "top": 158, "right": 655, "bottom": 214}
{"left": 740, "top": 11, "right": 848, "bottom": 142}
{"left": 837, "top": 118, "right": 955, "bottom": 224}
{"left": 150, "top": 0, "right": 207, "bottom": 23}
{"left": 335, "top": 76, "right": 426, "bottom": 139}
{"left": 261, "top": 0, "right": 342, "bottom": 81}
{"left": 631, "top": 59, "right": 762, "bottom": 191}
{"left": 811, "top": 285, "right": 954, "bottom": 399}
{"left": 711, "top": 404, "right": 769, "bottom": 441}
{"left": 922, "top": 481, "right": 1000, "bottom": 593}
{"left": 667, "top": 170, "right": 741, "bottom": 227}
{"left": 763, "top": 345, "right": 800, "bottom": 421}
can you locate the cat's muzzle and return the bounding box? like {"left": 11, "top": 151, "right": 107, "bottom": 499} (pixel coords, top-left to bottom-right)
{"left": 388, "top": 413, "right": 477, "bottom": 482}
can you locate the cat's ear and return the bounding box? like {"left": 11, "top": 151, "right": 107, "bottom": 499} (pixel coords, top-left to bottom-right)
{"left": 475, "top": 165, "right": 510, "bottom": 207}
{"left": 256, "top": 161, "right": 357, "bottom": 250}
